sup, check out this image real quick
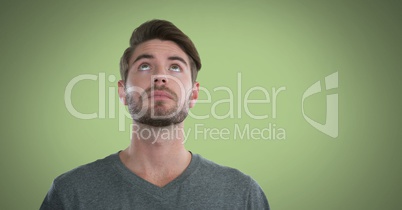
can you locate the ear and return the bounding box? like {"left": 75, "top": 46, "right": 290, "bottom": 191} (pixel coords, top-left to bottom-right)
{"left": 189, "top": 82, "right": 199, "bottom": 108}
{"left": 118, "top": 80, "right": 127, "bottom": 105}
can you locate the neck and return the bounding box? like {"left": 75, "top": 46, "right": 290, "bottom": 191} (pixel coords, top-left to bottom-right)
{"left": 119, "top": 121, "right": 191, "bottom": 187}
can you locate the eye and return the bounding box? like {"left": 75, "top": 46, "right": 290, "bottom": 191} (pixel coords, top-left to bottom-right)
{"left": 169, "top": 64, "right": 181, "bottom": 72}
{"left": 138, "top": 63, "right": 151, "bottom": 71}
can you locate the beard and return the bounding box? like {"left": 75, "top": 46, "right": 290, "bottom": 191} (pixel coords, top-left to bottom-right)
{"left": 126, "top": 86, "right": 191, "bottom": 127}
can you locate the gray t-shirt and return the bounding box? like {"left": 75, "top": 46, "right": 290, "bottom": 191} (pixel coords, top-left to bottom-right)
{"left": 40, "top": 152, "right": 269, "bottom": 209}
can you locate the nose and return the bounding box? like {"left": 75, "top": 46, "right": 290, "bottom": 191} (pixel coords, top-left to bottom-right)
{"left": 152, "top": 74, "right": 168, "bottom": 86}
{"left": 152, "top": 65, "right": 169, "bottom": 86}
{"left": 154, "top": 76, "right": 167, "bottom": 84}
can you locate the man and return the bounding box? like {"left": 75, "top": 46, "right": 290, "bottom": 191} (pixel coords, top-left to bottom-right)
{"left": 41, "top": 19, "right": 269, "bottom": 209}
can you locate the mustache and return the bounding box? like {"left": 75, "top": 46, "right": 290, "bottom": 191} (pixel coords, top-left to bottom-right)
{"left": 143, "top": 86, "right": 178, "bottom": 100}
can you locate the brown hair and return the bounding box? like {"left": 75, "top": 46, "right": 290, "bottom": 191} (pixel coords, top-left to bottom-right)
{"left": 119, "top": 19, "right": 202, "bottom": 83}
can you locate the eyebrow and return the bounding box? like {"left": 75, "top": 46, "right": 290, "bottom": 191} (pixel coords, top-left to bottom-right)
{"left": 132, "top": 54, "right": 154, "bottom": 65}
{"left": 168, "top": 56, "right": 188, "bottom": 66}
{"left": 132, "top": 54, "right": 188, "bottom": 66}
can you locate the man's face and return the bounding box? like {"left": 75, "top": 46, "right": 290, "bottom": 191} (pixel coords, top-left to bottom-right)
{"left": 118, "top": 39, "right": 199, "bottom": 127}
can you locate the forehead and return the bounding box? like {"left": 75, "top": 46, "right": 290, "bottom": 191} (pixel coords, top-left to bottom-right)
{"left": 129, "top": 39, "right": 189, "bottom": 64}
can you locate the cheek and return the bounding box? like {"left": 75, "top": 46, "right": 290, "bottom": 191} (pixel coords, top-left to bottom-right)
{"left": 126, "top": 75, "right": 150, "bottom": 89}
{"left": 169, "top": 73, "right": 192, "bottom": 88}
{"left": 170, "top": 80, "right": 192, "bottom": 98}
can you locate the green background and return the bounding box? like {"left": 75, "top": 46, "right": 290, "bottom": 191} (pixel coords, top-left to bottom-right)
{"left": 1, "top": 0, "right": 401, "bottom": 209}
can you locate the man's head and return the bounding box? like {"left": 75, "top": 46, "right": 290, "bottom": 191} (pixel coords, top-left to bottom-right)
{"left": 119, "top": 19, "right": 201, "bottom": 84}
{"left": 118, "top": 20, "right": 201, "bottom": 127}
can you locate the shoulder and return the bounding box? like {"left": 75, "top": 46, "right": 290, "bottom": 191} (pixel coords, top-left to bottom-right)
{"left": 40, "top": 153, "right": 121, "bottom": 209}
{"left": 52, "top": 153, "right": 118, "bottom": 190}
{"left": 191, "top": 154, "right": 270, "bottom": 209}
{"left": 193, "top": 154, "right": 254, "bottom": 188}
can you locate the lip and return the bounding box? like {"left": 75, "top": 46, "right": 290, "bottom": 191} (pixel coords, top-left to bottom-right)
{"left": 149, "top": 90, "right": 173, "bottom": 100}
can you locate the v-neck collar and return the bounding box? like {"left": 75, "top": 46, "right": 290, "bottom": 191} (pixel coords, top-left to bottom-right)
{"left": 110, "top": 151, "right": 201, "bottom": 199}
